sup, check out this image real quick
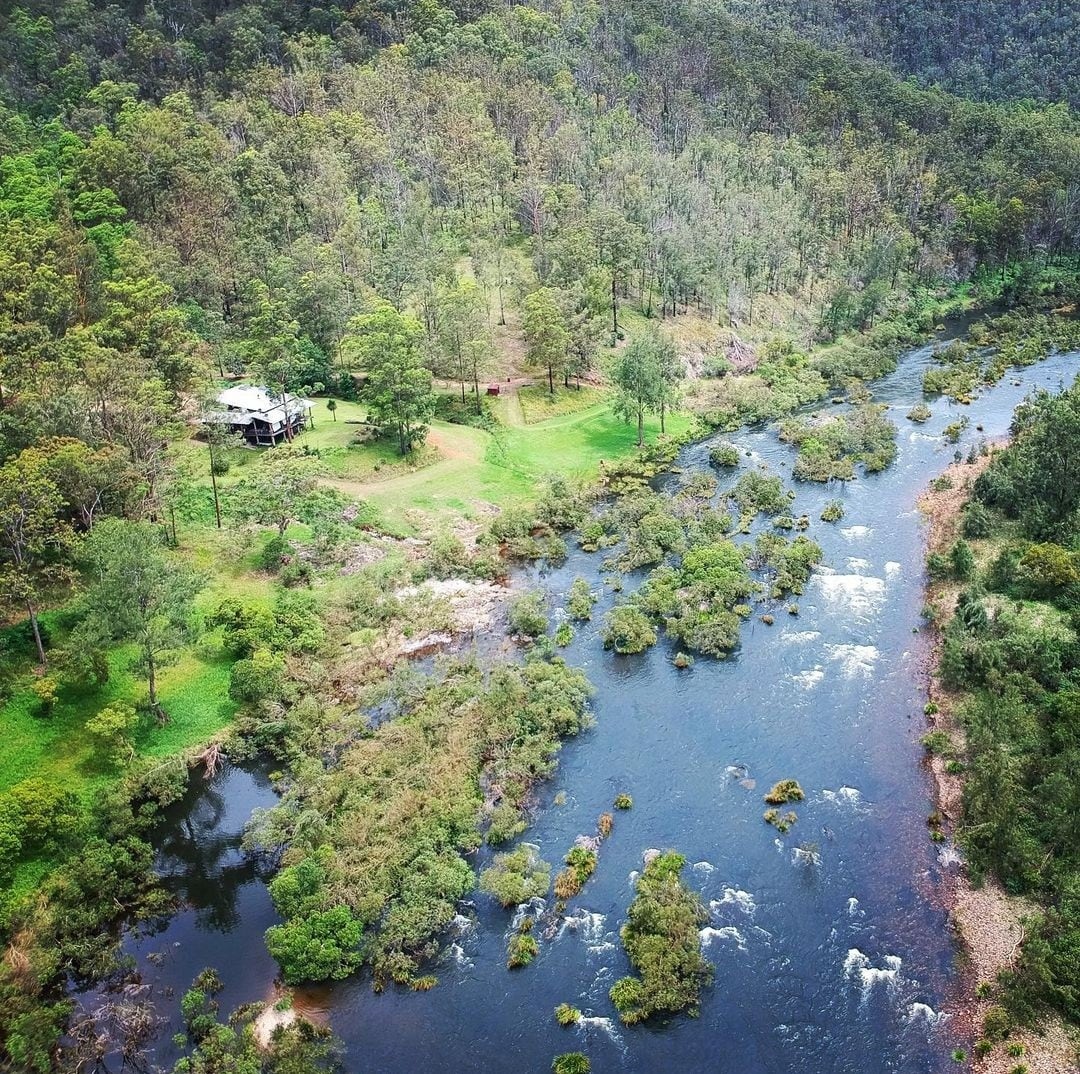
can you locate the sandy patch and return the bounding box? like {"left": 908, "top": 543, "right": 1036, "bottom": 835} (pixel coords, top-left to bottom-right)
{"left": 253, "top": 1003, "right": 297, "bottom": 1049}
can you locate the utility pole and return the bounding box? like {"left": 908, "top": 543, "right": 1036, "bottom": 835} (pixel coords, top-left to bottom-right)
{"left": 207, "top": 426, "right": 222, "bottom": 529}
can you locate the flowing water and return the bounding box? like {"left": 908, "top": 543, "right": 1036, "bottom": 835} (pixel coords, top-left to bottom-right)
{"left": 83, "top": 341, "right": 1080, "bottom": 1073}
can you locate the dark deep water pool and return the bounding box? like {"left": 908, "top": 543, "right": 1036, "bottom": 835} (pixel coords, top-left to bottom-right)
{"left": 80, "top": 341, "right": 1080, "bottom": 1073}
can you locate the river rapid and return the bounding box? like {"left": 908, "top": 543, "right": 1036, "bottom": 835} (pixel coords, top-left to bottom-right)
{"left": 86, "top": 340, "right": 1080, "bottom": 1073}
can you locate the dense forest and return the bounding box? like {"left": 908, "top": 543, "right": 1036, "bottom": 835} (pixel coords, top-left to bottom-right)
{"left": 2, "top": 0, "right": 1080, "bottom": 1071}
{"left": 732, "top": 0, "right": 1080, "bottom": 108}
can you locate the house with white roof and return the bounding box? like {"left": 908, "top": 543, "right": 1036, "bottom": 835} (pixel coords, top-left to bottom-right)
{"left": 208, "top": 385, "right": 313, "bottom": 445}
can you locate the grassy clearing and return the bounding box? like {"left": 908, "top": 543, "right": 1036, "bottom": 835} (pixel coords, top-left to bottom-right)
{"left": 178, "top": 388, "right": 693, "bottom": 532}
{"left": 0, "top": 640, "right": 237, "bottom": 801}
{"left": 0, "top": 634, "right": 236, "bottom": 915}
{"left": 517, "top": 385, "right": 608, "bottom": 423}
{"left": 343, "top": 403, "right": 693, "bottom": 527}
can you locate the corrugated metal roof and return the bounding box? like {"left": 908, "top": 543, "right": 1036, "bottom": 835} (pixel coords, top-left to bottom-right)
{"left": 209, "top": 385, "right": 313, "bottom": 424}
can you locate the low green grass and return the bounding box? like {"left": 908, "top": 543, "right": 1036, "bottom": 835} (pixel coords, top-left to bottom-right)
{"left": 0, "top": 639, "right": 235, "bottom": 919}
{"left": 182, "top": 388, "right": 693, "bottom": 529}
{"left": 0, "top": 646, "right": 236, "bottom": 917}
{"left": 347, "top": 402, "right": 693, "bottom": 527}
{"left": 0, "top": 643, "right": 237, "bottom": 801}
{"left": 517, "top": 384, "right": 608, "bottom": 423}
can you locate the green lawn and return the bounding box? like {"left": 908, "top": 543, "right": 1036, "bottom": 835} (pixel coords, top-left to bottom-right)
{"left": 0, "top": 643, "right": 237, "bottom": 801}
{"left": 189, "top": 390, "right": 692, "bottom": 529}
{"left": 326, "top": 399, "right": 693, "bottom": 527}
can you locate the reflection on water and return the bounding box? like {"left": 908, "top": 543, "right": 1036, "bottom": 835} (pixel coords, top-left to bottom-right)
{"left": 79, "top": 342, "right": 1080, "bottom": 1073}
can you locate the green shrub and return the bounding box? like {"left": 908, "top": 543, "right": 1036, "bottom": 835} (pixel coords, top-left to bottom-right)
{"left": 983, "top": 1005, "right": 1011, "bottom": 1042}
{"left": 552, "top": 1054, "right": 590, "bottom": 1074}
{"left": 509, "top": 592, "right": 548, "bottom": 638}
{"left": 610, "top": 852, "right": 712, "bottom": 1023}
{"left": 85, "top": 701, "right": 140, "bottom": 768}
{"left": 554, "top": 1004, "right": 581, "bottom": 1026}
{"left": 4, "top": 777, "right": 81, "bottom": 851}
{"left": 709, "top": 442, "right": 740, "bottom": 467}
{"left": 614, "top": 794, "right": 633, "bottom": 810}
{"left": 927, "top": 551, "right": 950, "bottom": 578}
{"left": 730, "top": 471, "right": 788, "bottom": 516}
{"left": 601, "top": 606, "right": 656, "bottom": 654}
{"left": 950, "top": 538, "right": 975, "bottom": 580}
{"left": 566, "top": 578, "right": 596, "bottom": 621}
{"left": 579, "top": 520, "right": 605, "bottom": 552}
{"left": 209, "top": 597, "right": 275, "bottom": 656}
{"left": 507, "top": 931, "right": 539, "bottom": 969}
{"left": 259, "top": 533, "right": 291, "bottom": 572}
{"left": 820, "top": 499, "right": 844, "bottom": 522}
{"left": 264, "top": 906, "right": 364, "bottom": 984}
{"left": 554, "top": 846, "right": 598, "bottom": 899}
{"left": 943, "top": 418, "right": 969, "bottom": 444}
{"left": 229, "top": 647, "right": 286, "bottom": 704}
{"left": 486, "top": 803, "right": 527, "bottom": 846}
{"left": 609, "top": 975, "right": 645, "bottom": 1015}
{"left": 962, "top": 502, "right": 993, "bottom": 538}
{"left": 636, "top": 539, "right": 754, "bottom": 655}
{"left": 763, "top": 779, "right": 804, "bottom": 804}
{"left": 479, "top": 845, "right": 551, "bottom": 907}
{"left": 921, "top": 730, "right": 954, "bottom": 756}
{"left": 280, "top": 558, "right": 313, "bottom": 588}
{"left": 1016, "top": 542, "right": 1079, "bottom": 595}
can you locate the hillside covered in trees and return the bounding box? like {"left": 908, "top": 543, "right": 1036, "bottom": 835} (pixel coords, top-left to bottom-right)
{"left": 2, "top": 0, "right": 1080, "bottom": 1071}
{"left": 731, "top": 0, "right": 1080, "bottom": 108}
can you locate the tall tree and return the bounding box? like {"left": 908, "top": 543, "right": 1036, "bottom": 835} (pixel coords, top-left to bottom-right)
{"left": 522, "top": 287, "right": 570, "bottom": 395}
{"left": 592, "top": 207, "right": 644, "bottom": 342}
{"left": 653, "top": 330, "right": 684, "bottom": 434}
{"left": 0, "top": 447, "right": 75, "bottom": 666}
{"left": 235, "top": 446, "right": 326, "bottom": 537}
{"left": 610, "top": 336, "right": 664, "bottom": 447}
{"left": 245, "top": 281, "right": 307, "bottom": 443}
{"left": 41, "top": 437, "right": 133, "bottom": 530}
{"left": 347, "top": 303, "right": 437, "bottom": 456}
{"left": 79, "top": 518, "right": 203, "bottom": 717}
{"left": 435, "top": 279, "right": 494, "bottom": 411}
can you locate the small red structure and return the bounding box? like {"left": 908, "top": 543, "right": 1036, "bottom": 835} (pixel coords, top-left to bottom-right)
{"left": 486, "top": 384, "right": 501, "bottom": 396}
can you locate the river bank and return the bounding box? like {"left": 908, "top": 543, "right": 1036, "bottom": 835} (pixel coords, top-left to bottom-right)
{"left": 919, "top": 456, "right": 1078, "bottom": 1074}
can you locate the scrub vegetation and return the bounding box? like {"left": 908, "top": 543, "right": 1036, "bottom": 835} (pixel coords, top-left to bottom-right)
{"left": 610, "top": 852, "right": 713, "bottom": 1024}
{"left": 779, "top": 407, "right": 898, "bottom": 481}
{"left": 250, "top": 659, "right": 591, "bottom": 989}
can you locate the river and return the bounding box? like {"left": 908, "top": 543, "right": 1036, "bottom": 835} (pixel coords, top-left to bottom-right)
{"left": 82, "top": 340, "right": 1080, "bottom": 1073}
